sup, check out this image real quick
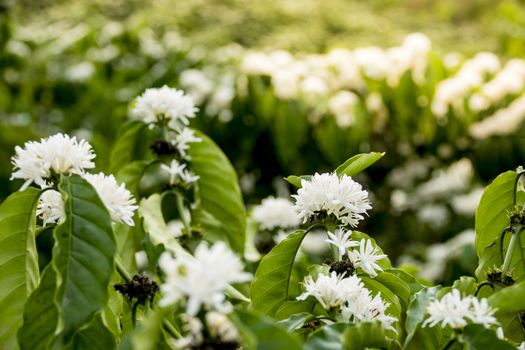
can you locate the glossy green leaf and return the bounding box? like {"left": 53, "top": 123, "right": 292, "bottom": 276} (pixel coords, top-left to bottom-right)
{"left": 65, "top": 313, "right": 117, "bottom": 350}
{"left": 233, "top": 309, "right": 302, "bottom": 350}
{"left": 335, "top": 152, "right": 385, "bottom": 177}
{"left": 116, "top": 160, "right": 152, "bottom": 198}
{"left": 386, "top": 268, "right": 425, "bottom": 295}
{"left": 251, "top": 230, "right": 307, "bottom": 316}
{"left": 488, "top": 281, "right": 525, "bottom": 342}
{"left": 188, "top": 130, "right": 246, "bottom": 254}
{"left": 284, "top": 175, "right": 310, "bottom": 188}
{"left": 139, "top": 193, "right": 186, "bottom": 256}
{"left": 18, "top": 265, "right": 59, "bottom": 350}
{"left": 278, "top": 312, "right": 314, "bottom": 332}
{"left": 475, "top": 171, "right": 516, "bottom": 256}
{"left": 110, "top": 121, "right": 147, "bottom": 174}
{"left": 452, "top": 276, "right": 477, "bottom": 296}
{"left": 475, "top": 171, "right": 522, "bottom": 281}
{"left": 274, "top": 300, "right": 316, "bottom": 320}
{"left": 0, "top": 188, "right": 41, "bottom": 349}
{"left": 404, "top": 286, "right": 441, "bottom": 349}
{"left": 342, "top": 321, "right": 399, "bottom": 350}
{"left": 52, "top": 175, "right": 117, "bottom": 344}
{"left": 118, "top": 308, "right": 172, "bottom": 350}
{"left": 374, "top": 271, "right": 412, "bottom": 307}
{"left": 460, "top": 324, "right": 515, "bottom": 349}
{"left": 304, "top": 323, "right": 347, "bottom": 350}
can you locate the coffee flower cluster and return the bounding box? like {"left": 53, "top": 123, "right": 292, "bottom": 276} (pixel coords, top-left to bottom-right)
{"left": 297, "top": 271, "right": 397, "bottom": 332}
{"left": 292, "top": 172, "right": 371, "bottom": 227}
{"left": 131, "top": 85, "right": 197, "bottom": 130}
{"left": 11, "top": 133, "right": 137, "bottom": 227}
{"left": 423, "top": 289, "right": 497, "bottom": 329}
{"left": 159, "top": 241, "right": 251, "bottom": 316}
{"left": 131, "top": 86, "right": 202, "bottom": 188}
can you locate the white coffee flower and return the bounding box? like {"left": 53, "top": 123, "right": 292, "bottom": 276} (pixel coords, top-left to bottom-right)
{"left": 173, "top": 128, "right": 202, "bottom": 158}
{"left": 341, "top": 288, "right": 397, "bottom": 332}
{"left": 36, "top": 190, "right": 65, "bottom": 226}
{"left": 166, "top": 220, "right": 184, "bottom": 237}
{"left": 348, "top": 239, "right": 387, "bottom": 278}
{"left": 130, "top": 86, "right": 197, "bottom": 130}
{"left": 172, "top": 314, "right": 204, "bottom": 349}
{"left": 11, "top": 133, "right": 96, "bottom": 190}
{"left": 252, "top": 196, "right": 301, "bottom": 231}
{"left": 205, "top": 311, "right": 240, "bottom": 343}
{"left": 338, "top": 274, "right": 365, "bottom": 300}
{"left": 297, "top": 272, "right": 347, "bottom": 310}
{"left": 161, "top": 159, "right": 199, "bottom": 186}
{"left": 325, "top": 227, "right": 359, "bottom": 259}
{"left": 292, "top": 173, "right": 372, "bottom": 227}
{"left": 159, "top": 242, "right": 251, "bottom": 315}
{"left": 467, "top": 297, "right": 497, "bottom": 328}
{"left": 82, "top": 172, "right": 138, "bottom": 226}
{"left": 423, "top": 289, "right": 496, "bottom": 329}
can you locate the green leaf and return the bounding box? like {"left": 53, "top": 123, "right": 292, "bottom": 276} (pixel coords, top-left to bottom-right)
{"left": 110, "top": 121, "right": 147, "bottom": 174}
{"left": 386, "top": 268, "right": 425, "bottom": 295}
{"left": 278, "top": 312, "right": 314, "bottom": 332}
{"left": 118, "top": 308, "right": 172, "bottom": 350}
{"left": 374, "top": 271, "right": 412, "bottom": 307}
{"left": 341, "top": 321, "right": 399, "bottom": 350}
{"left": 251, "top": 230, "right": 307, "bottom": 316}
{"left": 0, "top": 188, "right": 41, "bottom": 349}
{"left": 475, "top": 171, "right": 517, "bottom": 256}
{"left": 285, "top": 152, "right": 384, "bottom": 188}
{"left": 452, "top": 276, "right": 477, "bottom": 296}
{"left": 232, "top": 309, "right": 302, "bottom": 350}
{"left": 19, "top": 175, "right": 119, "bottom": 348}
{"left": 274, "top": 300, "right": 316, "bottom": 320}
{"left": 18, "top": 264, "right": 60, "bottom": 350}
{"left": 488, "top": 281, "right": 525, "bottom": 342}
{"left": 304, "top": 323, "right": 347, "bottom": 350}
{"left": 139, "top": 193, "right": 186, "bottom": 256}
{"left": 335, "top": 152, "right": 385, "bottom": 177}
{"left": 404, "top": 286, "right": 441, "bottom": 349}
{"left": 460, "top": 324, "right": 515, "bottom": 349}
{"left": 65, "top": 313, "right": 117, "bottom": 350}
{"left": 284, "top": 175, "right": 311, "bottom": 188}
{"left": 188, "top": 130, "right": 246, "bottom": 254}
{"left": 52, "top": 175, "right": 116, "bottom": 344}
{"left": 116, "top": 160, "right": 152, "bottom": 198}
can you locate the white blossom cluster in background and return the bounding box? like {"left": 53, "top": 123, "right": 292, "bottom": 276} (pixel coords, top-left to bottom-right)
{"left": 240, "top": 33, "right": 429, "bottom": 129}
{"left": 398, "top": 230, "right": 475, "bottom": 282}
{"left": 423, "top": 289, "right": 497, "bottom": 329}
{"left": 179, "top": 68, "right": 237, "bottom": 123}
{"left": 251, "top": 196, "right": 301, "bottom": 231}
{"left": 389, "top": 158, "right": 483, "bottom": 229}
{"left": 432, "top": 52, "right": 501, "bottom": 118}
{"left": 11, "top": 133, "right": 138, "bottom": 227}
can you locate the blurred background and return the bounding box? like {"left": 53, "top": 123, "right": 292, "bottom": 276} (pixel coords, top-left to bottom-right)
{"left": 3, "top": 0, "right": 525, "bottom": 284}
